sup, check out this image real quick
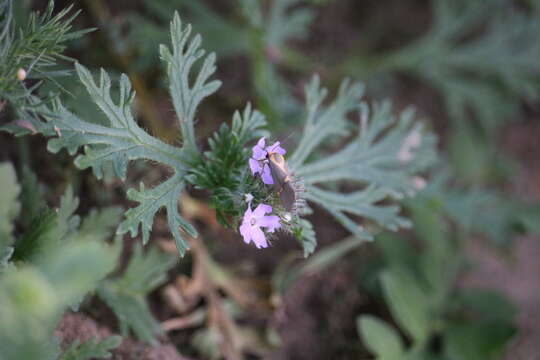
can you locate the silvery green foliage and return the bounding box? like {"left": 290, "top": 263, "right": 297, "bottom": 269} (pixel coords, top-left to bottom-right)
{"left": 0, "top": 163, "right": 120, "bottom": 360}
{"left": 0, "top": 163, "right": 173, "bottom": 348}
{"left": 128, "top": 0, "right": 248, "bottom": 64}
{"left": 159, "top": 13, "right": 221, "bottom": 152}
{"left": 37, "top": 12, "right": 218, "bottom": 256}
{"left": 263, "top": 0, "right": 314, "bottom": 48}
{"left": 249, "top": 0, "right": 314, "bottom": 122}
{"left": 97, "top": 244, "right": 176, "bottom": 344}
{"left": 385, "top": 0, "right": 540, "bottom": 131}
{"left": 358, "top": 185, "right": 516, "bottom": 360}
{"left": 26, "top": 11, "right": 435, "bottom": 258}
{"left": 290, "top": 76, "right": 437, "bottom": 244}
{"left": 416, "top": 167, "right": 540, "bottom": 245}
{"left": 126, "top": 0, "right": 312, "bottom": 125}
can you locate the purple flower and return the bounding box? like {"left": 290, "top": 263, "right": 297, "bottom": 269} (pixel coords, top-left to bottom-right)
{"left": 239, "top": 202, "right": 281, "bottom": 249}
{"left": 249, "top": 137, "right": 286, "bottom": 185}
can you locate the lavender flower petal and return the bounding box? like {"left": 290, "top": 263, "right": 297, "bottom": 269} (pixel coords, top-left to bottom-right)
{"left": 252, "top": 137, "right": 267, "bottom": 159}
{"left": 239, "top": 222, "right": 252, "bottom": 244}
{"left": 249, "top": 158, "right": 262, "bottom": 175}
{"left": 267, "top": 141, "right": 286, "bottom": 155}
{"left": 261, "top": 164, "right": 274, "bottom": 185}
{"left": 238, "top": 202, "right": 281, "bottom": 249}
{"left": 251, "top": 226, "right": 268, "bottom": 248}
{"left": 259, "top": 215, "right": 281, "bottom": 233}
{"left": 253, "top": 203, "right": 273, "bottom": 217}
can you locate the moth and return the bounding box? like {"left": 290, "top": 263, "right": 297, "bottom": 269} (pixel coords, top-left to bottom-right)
{"left": 266, "top": 148, "right": 305, "bottom": 213}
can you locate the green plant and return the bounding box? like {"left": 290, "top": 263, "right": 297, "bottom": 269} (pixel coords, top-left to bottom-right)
{"left": 6, "top": 12, "right": 436, "bottom": 258}
{"left": 125, "top": 0, "right": 314, "bottom": 126}
{"left": 0, "top": 0, "right": 91, "bottom": 114}
{"left": 97, "top": 244, "right": 176, "bottom": 344}
{"left": 357, "top": 183, "right": 517, "bottom": 360}
{"left": 0, "top": 162, "right": 121, "bottom": 359}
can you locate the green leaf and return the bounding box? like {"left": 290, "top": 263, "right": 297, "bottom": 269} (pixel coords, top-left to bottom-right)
{"left": 424, "top": 168, "right": 535, "bottom": 245}
{"left": 187, "top": 111, "right": 269, "bottom": 227}
{"left": 113, "top": 244, "right": 176, "bottom": 295}
{"left": 291, "top": 78, "right": 437, "bottom": 241}
{"left": 79, "top": 207, "right": 123, "bottom": 240}
{"left": 159, "top": 11, "right": 222, "bottom": 152}
{"left": 97, "top": 244, "right": 176, "bottom": 343}
{"left": 0, "top": 240, "right": 117, "bottom": 360}
{"left": 0, "top": 266, "right": 60, "bottom": 360}
{"left": 60, "top": 336, "right": 122, "bottom": 360}
{"left": 12, "top": 208, "right": 57, "bottom": 261}
{"left": 380, "top": 269, "right": 432, "bottom": 343}
{"left": 406, "top": 197, "right": 456, "bottom": 303}
{"left": 382, "top": 0, "right": 540, "bottom": 132}
{"left": 56, "top": 186, "right": 80, "bottom": 240}
{"left": 295, "top": 218, "right": 317, "bottom": 258}
{"left": 117, "top": 174, "right": 196, "bottom": 255}
{"left": 29, "top": 14, "right": 226, "bottom": 256}
{"left": 265, "top": 0, "right": 314, "bottom": 48}
{"left": 231, "top": 102, "right": 268, "bottom": 145}
{"left": 37, "top": 240, "right": 118, "bottom": 309}
{"left": 444, "top": 321, "right": 515, "bottom": 360}
{"left": 0, "top": 162, "right": 20, "bottom": 251}
{"left": 358, "top": 315, "right": 404, "bottom": 360}
{"left": 289, "top": 76, "right": 363, "bottom": 169}
{"left": 13, "top": 186, "right": 81, "bottom": 262}
{"left": 456, "top": 289, "right": 517, "bottom": 323}
{"left": 37, "top": 61, "right": 196, "bottom": 256}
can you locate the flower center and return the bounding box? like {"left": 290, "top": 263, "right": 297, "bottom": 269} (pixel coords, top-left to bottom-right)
{"left": 250, "top": 218, "right": 257, "bottom": 226}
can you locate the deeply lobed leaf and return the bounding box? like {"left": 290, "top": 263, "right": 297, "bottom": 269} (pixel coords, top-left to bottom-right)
{"left": 291, "top": 77, "right": 437, "bottom": 244}
{"left": 159, "top": 11, "right": 222, "bottom": 152}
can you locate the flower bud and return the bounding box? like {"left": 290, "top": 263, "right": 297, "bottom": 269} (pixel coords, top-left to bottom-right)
{"left": 17, "top": 68, "right": 27, "bottom": 81}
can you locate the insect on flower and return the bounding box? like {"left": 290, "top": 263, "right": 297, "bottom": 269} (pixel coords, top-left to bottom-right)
{"left": 250, "top": 137, "right": 305, "bottom": 213}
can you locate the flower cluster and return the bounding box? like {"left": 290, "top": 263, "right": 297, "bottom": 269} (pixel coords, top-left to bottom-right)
{"left": 239, "top": 137, "right": 286, "bottom": 248}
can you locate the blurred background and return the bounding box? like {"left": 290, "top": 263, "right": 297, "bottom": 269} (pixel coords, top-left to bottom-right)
{"left": 1, "top": 0, "right": 540, "bottom": 359}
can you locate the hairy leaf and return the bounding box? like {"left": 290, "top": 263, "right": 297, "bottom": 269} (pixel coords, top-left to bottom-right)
{"left": 31, "top": 14, "right": 224, "bottom": 256}
{"left": 291, "top": 77, "right": 437, "bottom": 243}
{"left": 159, "top": 11, "right": 221, "bottom": 152}
{"left": 39, "top": 62, "right": 193, "bottom": 254}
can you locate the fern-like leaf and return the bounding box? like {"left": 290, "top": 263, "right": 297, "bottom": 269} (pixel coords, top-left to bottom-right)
{"left": 39, "top": 62, "right": 196, "bottom": 255}
{"left": 291, "top": 76, "right": 437, "bottom": 241}
{"left": 32, "top": 14, "right": 224, "bottom": 256}
{"left": 159, "top": 11, "right": 222, "bottom": 152}
{"left": 118, "top": 174, "right": 197, "bottom": 250}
